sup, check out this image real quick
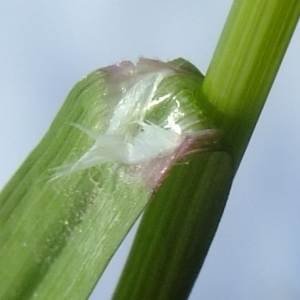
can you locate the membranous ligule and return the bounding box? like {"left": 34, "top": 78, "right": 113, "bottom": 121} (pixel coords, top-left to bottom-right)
{"left": 54, "top": 58, "right": 220, "bottom": 188}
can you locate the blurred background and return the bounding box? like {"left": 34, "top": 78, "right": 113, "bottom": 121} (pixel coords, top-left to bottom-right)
{"left": 0, "top": 1, "right": 299, "bottom": 299}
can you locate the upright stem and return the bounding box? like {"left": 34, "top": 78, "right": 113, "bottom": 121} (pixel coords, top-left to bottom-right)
{"left": 113, "top": 1, "right": 300, "bottom": 299}
{"left": 203, "top": 0, "right": 300, "bottom": 169}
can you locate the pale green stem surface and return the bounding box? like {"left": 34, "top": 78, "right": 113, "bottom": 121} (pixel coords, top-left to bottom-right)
{"left": 113, "top": 1, "right": 299, "bottom": 299}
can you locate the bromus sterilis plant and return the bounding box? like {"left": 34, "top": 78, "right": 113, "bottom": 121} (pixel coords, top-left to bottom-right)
{"left": 0, "top": 1, "right": 299, "bottom": 300}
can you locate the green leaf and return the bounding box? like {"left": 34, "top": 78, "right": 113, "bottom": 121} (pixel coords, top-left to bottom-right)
{"left": 0, "top": 67, "right": 152, "bottom": 300}
{"left": 0, "top": 58, "right": 216, "bottom": 299}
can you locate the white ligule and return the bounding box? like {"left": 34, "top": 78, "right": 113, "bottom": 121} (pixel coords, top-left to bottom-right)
{"left": 55, "top": 68, "right": 185, "bottom": 177}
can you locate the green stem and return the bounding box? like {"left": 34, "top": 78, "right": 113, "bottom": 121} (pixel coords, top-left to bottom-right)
{"left": 113, "top": 1, "right": 299, "bottom": 299}
{"left": 203, "top": 0, "right": 300, "bottom": 169}
{"left": 113, "top": 152, "right": 233, "bottom": 300}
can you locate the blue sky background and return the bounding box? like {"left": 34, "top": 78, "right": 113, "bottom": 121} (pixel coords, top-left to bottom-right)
{"left": 0, "top": 1, "right": 299, "bottom": 299}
